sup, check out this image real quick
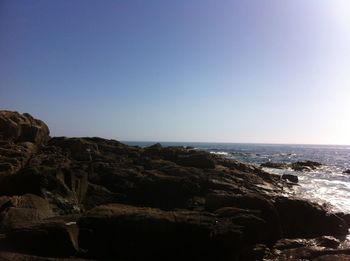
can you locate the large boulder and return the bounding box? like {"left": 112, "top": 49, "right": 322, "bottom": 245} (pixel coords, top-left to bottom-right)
{"left": 274, "top": 197, "right": 348, "bottom": 238}
{"left": 0, "top": 111, "right": 50, "bottom": 145}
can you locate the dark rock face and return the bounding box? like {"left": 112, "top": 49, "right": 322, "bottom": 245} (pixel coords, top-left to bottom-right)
{"left": 205, "top": 193, "right": 282, "bottom": 245}
{"left": 0, "top": 110, "right": 349, "bottom": 260}
{"left": 282, "top": 173, "right": 299, "bottom": 183}
{"left": 6, "top": 221, "right": 79, "bottom": 257}
{"left": 78, "top": 203, "right": 243, "bottom": 260}
{"left": 274, "top": 197, "right": 348, "bottom": 238}
{"left": 344, "top": 169, "right": 350, "bottom": 174}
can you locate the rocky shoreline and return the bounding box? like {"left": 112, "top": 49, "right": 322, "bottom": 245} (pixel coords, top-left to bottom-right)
{"left": 0, "top": 110, "right": 350, "bottom": 260}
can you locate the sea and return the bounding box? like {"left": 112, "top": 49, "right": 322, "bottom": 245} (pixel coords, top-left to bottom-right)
{"left": 125, "top": 142, "right": 350, "bottom": 214}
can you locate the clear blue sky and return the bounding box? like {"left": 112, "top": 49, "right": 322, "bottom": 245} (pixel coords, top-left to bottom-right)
{"left": 1, "top": 0, "right": 349, "bottom": 144}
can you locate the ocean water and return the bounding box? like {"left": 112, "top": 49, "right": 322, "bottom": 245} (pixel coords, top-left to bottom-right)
{"left": 125, "top": 142, "right": 350, "bottom": 213}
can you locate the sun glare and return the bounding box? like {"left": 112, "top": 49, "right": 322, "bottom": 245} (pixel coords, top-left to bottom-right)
{"left": 331, "top": 0, "right": 350, "bottom": 24}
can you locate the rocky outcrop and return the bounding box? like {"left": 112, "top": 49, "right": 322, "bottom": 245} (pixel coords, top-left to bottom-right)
{"left": 0, "top": 111, "right": 49, "bottom": 145}
{"left": 291, "top": 160, "right": 322, "bottom": 171}
{"left": 261, "top": 162, "right": 288, "bottom": 169}
{"left": 0, "top": 111, "right": 50, "bottom": 177}
{"left": 261, "top": 160, "right": 322, "bottom": 172}
{"left": 0, "top": 110, "right": 349, "bottom": 260}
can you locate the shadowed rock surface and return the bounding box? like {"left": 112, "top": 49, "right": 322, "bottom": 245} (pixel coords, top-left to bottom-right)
{"left": 0, "top": 111, "right": 349, "bottom": 261}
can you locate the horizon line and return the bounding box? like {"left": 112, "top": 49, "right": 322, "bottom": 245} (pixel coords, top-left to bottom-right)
{"left": 122, "top": 140, "right": 350, "bottom": 147}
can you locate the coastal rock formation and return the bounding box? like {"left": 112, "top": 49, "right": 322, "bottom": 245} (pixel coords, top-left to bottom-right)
{"left": 291, "top": 160, "right": 323, "bottom": 171}
{"left": 0, "top": 111, "right": 49, "bottom": 145}
{"left": 261, "top": 160, "right": 322, "bottom": 172}
{"left": 261, "top": 162, "right": 288, "bottom": 169}
{"left": 274, "top": 197, "right": 348, "bottom": 238}
{"left": 0, "top": 110, "right": 349, "bottom": 260}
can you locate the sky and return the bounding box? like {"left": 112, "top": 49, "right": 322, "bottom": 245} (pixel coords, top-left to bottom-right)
{"left": 1, "top": 0, "right": 350, "bottom": 145}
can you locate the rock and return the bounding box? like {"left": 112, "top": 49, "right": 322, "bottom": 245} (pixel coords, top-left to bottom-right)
{"left": 316, "top": 236, "right": 341, "bottom": 248}
{"left": 291, "top": 160, "right": 322, "bottom": 171}
{"left": 261, "top": 162, "right": 288, "bottom": 169}
{"left": 343, "top": 169, "right": 350, "bottom": 174}
{"left": 205, "top": 193, "right": 282, "bottom": 244}
{"left": 0, "top": 167, "right": 49, "bottom": 196}
{"left": 274, "top": 238, "right": 310, "bottom": 250}
{"left": 0, "top": 142, "right": 38, "bottom": 176}
{"left": 273, "top": 236, "right": 340, "bottom": 250}
{"left": 49, "top": 137, "right": 100, "bottom": 161}
{"left": 240, "top": 244, "right": 270, "bottom": 260}
{"left": 282, "top": 174, "right": 298, "bottom": 183}
{"left": 1, "top": 110, "right": 347, "bottom": 260}
{"left": 78, "top": 203, "right": 243, "bottom": 260}
{"left": 274, "top": 197, "right": 348, "bottom": 238}
{"left": 147, "top": 143, "right": 162, "bottom": 149}
{"left": 0, "top": 252, "right": 92, "bottom": 261}
{"left": 127, "top": 170, "right": 203, "bottom": 209}
{"left": 0, "top": 163, "right": 13, "bottom": 172}
{"left": 0, "top": 194, "right": 53, "bottom": 231}
{"left": 175, "top": 153, "right": 216, "bottom": 169}
{"left": 266, "top": 246, "right": 350, "bottom": 260}
{"left": 145, "top": 146, "right": 216, "bottom": 169}
{"left": 82, "top": 183, "right": 123, "bottom": 210}
{"left": 261, "top": 161, "right": 322, "bottom": 172}
{"left": 0, "top": 111, "right": 50, "bottom": 146}
{"left": 6, "top": 221, "right": 79, "bottom": 257}
{"left": 313, "top": 254, "right": 350, "bottom": 261}
{"left": 337, "top": 212, "right": 350, "bottom": 227}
